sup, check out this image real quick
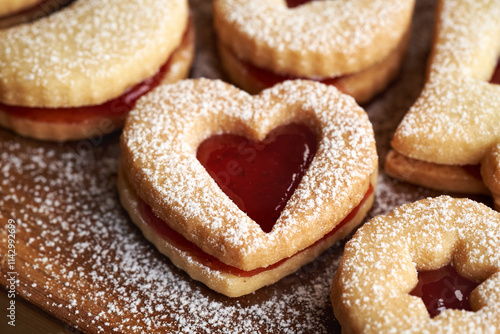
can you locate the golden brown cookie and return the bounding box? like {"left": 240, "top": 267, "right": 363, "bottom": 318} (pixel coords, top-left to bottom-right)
{"left": 332, "top": 196, "right": 500, "bottom": 333}
{"left": 213, "top": 0, "right": 415, "bottom": 103}
{"left": 386, "top": 0, "right": 500, "bottom": 200}
{"left": 119, "top": 79, "right": 378, "bottom": 297}
{"left": 0, "top": 0, "right": 194, "bottom": 141}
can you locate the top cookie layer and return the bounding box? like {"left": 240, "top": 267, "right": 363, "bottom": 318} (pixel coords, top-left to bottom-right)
{"left": 392, "top": 0, "right": 500, "bottom": 165}
{"left": 213, "top": 0, "right": 415, "bottom": 78}
{"left": 0, "top": 0, "right": 188, "bottom": 108}
{"left": 121, "top": 79, "right": 377, "bottom": 271}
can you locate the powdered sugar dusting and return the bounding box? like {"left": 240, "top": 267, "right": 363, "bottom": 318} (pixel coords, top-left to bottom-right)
{"left": 0, "top": 0, "right": 487, "bottom": 332}
{"left": 393, "top": 0, "right": 500, "bottom": 165}
{"left": 332, "top": 196, "right": 500, "bottom": 333}
{"left": 214, "top": 0, "right": 415, "bottom": 77}
{"left": 0, "top": 135, "right": 348, "bottom": 333}
{"left": 122, "top": 79, "right": 377, "bottom": 270}
{"left": 0, "top": 0, "right": 188, "bottom": 107}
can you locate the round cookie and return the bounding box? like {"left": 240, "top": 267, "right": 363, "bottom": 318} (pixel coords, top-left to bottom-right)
{"left": 0, "top": 0, "right": 194, "bottom": 141}
{"left": 213, "top": 0, "right": 415, "bottom": 103}
{"left": 331, "top": 196, "right": 500, "bottom": 333}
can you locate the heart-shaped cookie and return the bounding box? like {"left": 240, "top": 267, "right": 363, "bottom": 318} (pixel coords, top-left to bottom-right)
{"left": 118, "top": 79, "right": 377, "bottom": 297}
{"left": 213, "top": 0, "right": 415, "bottom": 103}
{"left": 386, "top": 0, "right": 500, "bottom": 202}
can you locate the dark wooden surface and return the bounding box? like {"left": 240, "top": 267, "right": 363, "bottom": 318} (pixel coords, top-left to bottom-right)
{"left": 2, "top": 1, "right": 488, "bottom": 333}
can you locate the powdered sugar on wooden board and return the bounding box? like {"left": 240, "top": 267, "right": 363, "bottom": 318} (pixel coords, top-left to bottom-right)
{"left": 0, "top": 136, "right": 345, "bottom": 332}
{"left": 0, "top": 0, "right": 493, "bottom": 333}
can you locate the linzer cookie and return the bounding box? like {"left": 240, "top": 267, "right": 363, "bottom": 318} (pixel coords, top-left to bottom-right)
{"left": 0, "top": 0, "right": 194, "bottom": 141}
{"left": 386, "top": 0, "right": 500, "bottom": 202}
{"left": 118, "top": 79, "right": 378, "bottom": 297}
{"left": 213, "top": 0, "right": 415, "bottom": 103}
{"left": 331, "top": 196, "right": 500, "bottom": 333}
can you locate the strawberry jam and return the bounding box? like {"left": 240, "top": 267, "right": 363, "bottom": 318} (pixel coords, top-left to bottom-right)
{"left": 242, "top": 57, "right": 341, "bottom": 92}
{"left": 461, "top": 164, "right": 482, "bottom": 181}
{"left": 0, "top": 22, "right": 191, "bottom": 125}
{"left": 139, "top": 185, "right": 373, "bottom": 277}
{"left": 197, "top": 123, "right": 317, "bottom": 233}
{"left": 490, "top": 60, "right": 500, "bottom": 85}
{"left": 410, "top": 265, "right": 480, "bottom": 318}
{"left": 0, "top": 58, "right": 171, "bottom": 124}
{"left": 286, "top": 0, "right": 314, "bottom": 8}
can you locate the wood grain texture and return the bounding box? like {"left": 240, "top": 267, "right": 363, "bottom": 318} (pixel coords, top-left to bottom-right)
{"left": 0, "top": 0, "right": 490, "bottom": 333}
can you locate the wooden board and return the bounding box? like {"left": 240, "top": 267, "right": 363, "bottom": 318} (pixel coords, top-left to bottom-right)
{"left": 0, "top": 0, "right": 491, "bottom": 333}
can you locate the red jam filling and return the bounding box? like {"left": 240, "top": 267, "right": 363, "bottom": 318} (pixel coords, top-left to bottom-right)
{"left": 490, "top": 60, "right": 500, "bottom": 85}
{"left": 410, "top": 265, "right": 480, "bottom": 318}
{"left": 0, "top": 23, "right": 191, "bottom": 124}
{"left": 242, "top": 57, "right": 341, "bottom": 92}
{"left": 197, "top": 123, "right": 318, "bottom": 233}
{"left": 139, "top": 184, "right": 373, "bottom": 277}
{"left": 0, "top": 59, "right": 170, "bottom": 124}
{"left": 286, "top": 0, "right": 314, "bottom": 8}
{"left": 461, "top": 164, "right": 482, "bottom": 181}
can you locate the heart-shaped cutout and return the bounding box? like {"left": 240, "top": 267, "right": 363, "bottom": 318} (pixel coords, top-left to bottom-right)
{"left": 197, "top": 123, "right": 317, "bottom": 233}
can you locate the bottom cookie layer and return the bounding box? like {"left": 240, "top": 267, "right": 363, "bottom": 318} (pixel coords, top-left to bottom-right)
{"left": 385, "top": 150, "right": 489, "bottom": 194}
{"left": 217, "top": 28, "right": 409, "bottom": 104}
{"left": 117, "top": 166, "right": 376, "bottom": 297}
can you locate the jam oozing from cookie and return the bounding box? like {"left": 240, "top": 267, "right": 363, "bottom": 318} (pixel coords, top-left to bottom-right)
{"left": 139, "top": 184, "right": 373, "bottom": 277}
{"left": 0, "top": 22, "right": 191, "bottom": 125}
{"left": 410, "top": 265, "right": 480, "bottom": 318}
{"left": 490, "top": 59, "right": 500, "bottom": 84}
{"left": 197, "top": 123, "right": 317, "bottom": 233}
{"left": 0, "top": 57, "right": 172, "bottom": 124}
{"left": 0, "top": 58, "right": 171, "bottom": 124}
{"left": 242, "top": 57, "right": 342, "bottom": 92}
{"left": 286, "top": 0, "right": 314, "bottom": 8}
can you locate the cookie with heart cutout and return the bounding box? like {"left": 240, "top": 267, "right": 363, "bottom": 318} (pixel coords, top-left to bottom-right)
{"left": 118, "top": 79, "right": 378, "bottom": 297}
{"left": 385, "top": 0, "right": 500, "bottom": 201}
{"left": 0, "top": 0, "right": 194, "bottom": 141}
{"left": 331, "top": 196, "right": 500, "bottom": 333}
{"left": 213, "top": 0, "right": 415, "bottom": 104}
